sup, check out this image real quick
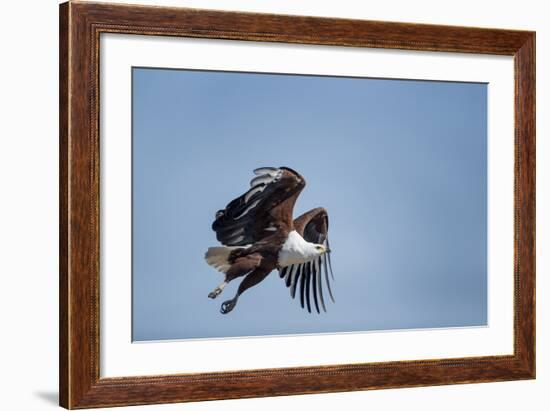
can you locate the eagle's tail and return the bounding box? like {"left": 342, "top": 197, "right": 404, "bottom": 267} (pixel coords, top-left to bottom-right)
{"left": 205, "top": 246, "right": 241, "bottom": 274}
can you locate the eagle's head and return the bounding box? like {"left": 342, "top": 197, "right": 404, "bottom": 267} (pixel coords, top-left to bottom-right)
{"left": 313, "top": 244, "right": 330, "bottom": 255}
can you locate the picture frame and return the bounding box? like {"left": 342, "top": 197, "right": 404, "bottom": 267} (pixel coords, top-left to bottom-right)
{"left": 59, "top": 1, "right": 535, "bottom": 409}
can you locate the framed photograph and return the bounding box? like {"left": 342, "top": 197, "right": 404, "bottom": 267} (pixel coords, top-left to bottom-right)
{"left": 59, "top": 1, "right": 535, "bottom": 408}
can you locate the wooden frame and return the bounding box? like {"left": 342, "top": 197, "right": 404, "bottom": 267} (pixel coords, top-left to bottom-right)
{"left": 59, "top": 1, "right": 535, "bottom": 408}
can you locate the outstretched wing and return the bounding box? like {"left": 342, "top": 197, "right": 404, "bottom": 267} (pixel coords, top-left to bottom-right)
{"left": 212, "top": 167, "right": 305, "bottom": 246}
{"left": 280, "top": 207, "right": 335, "bottom": 313}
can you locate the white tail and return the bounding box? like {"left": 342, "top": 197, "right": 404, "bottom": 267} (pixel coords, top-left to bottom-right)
{"left": 205, "top": 247, "right": 239, "bottom": 273}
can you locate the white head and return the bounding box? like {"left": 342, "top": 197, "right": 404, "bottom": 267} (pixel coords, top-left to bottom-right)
{"left": 279, "top": 231, "right": 331, "bottom": 267}
{"left": 309, "top": 243, "right": 330, "bottom": 257}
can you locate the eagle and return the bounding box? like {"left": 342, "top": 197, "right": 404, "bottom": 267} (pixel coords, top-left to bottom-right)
{"left": 205, "top": 167, "right": 334, "bottom": 314}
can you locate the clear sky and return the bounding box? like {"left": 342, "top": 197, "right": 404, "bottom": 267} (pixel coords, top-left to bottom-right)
{"left": 132, "top": 67, "right": 487, "bottom": 341}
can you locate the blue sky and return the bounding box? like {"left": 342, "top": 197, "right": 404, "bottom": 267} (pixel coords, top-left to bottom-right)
{"left": 132, "top": 67, "right": 487, "bottom": 341}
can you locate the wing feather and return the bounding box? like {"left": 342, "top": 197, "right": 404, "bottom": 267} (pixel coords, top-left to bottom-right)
{"left": 290, "top": 264, "right": 301, "bottom": 299}
{"left": 305, "top": 261, "right": 312, "bottom": 313}
{"left": 314, "top": 257, "right": 326, "bottom": 312}
{"left": 253, "top": 167, "right": 279, "bottom": 176}
{"left": 311, "top": 260, "right": 320, "bottom": 313}
{"left": 299, "top": 265, "right": 307, "bottom": 309}
{"left": 286, "top": 264, "right": 297, "bottom": 287}
{"left": 212, "top": 167, "right": 305, "bottom": 246}
{"left": 323, "top": 253, "right": 335, "bottom": 303}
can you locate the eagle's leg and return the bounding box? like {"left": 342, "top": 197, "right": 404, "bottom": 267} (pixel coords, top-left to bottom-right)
{"left": 220, "top": 268, "right": 271, "bottom": 314}
{"left": 208, "top": 255, "right": 260, "bottom": 300}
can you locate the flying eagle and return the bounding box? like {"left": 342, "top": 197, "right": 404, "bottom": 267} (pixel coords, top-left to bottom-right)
{"left": 205, "top": 167, "right": 334, "bottom": 314}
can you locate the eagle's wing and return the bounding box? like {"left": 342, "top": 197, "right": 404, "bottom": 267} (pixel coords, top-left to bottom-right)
{"left": 212, "top": 167, "right": 305, "bottom": 246}
{"left": 280, "top": 207, "right": 335, "bottom": 313}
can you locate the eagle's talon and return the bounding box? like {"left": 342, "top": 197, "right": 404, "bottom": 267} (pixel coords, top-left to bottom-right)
{"left": 220, "top": 299, "right": 237, "bottom": 314}
{"left": 208, "top": 288, "right": 222, "bottom": 299}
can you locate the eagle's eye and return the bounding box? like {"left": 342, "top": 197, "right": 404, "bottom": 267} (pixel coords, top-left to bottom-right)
{"left": 315, "top": 245, "right": 323, "bottom": 251}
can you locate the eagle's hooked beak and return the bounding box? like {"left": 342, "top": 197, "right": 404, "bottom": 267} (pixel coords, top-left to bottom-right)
{"left": 325, "top": 247, "right": 331, "bottom": 254}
